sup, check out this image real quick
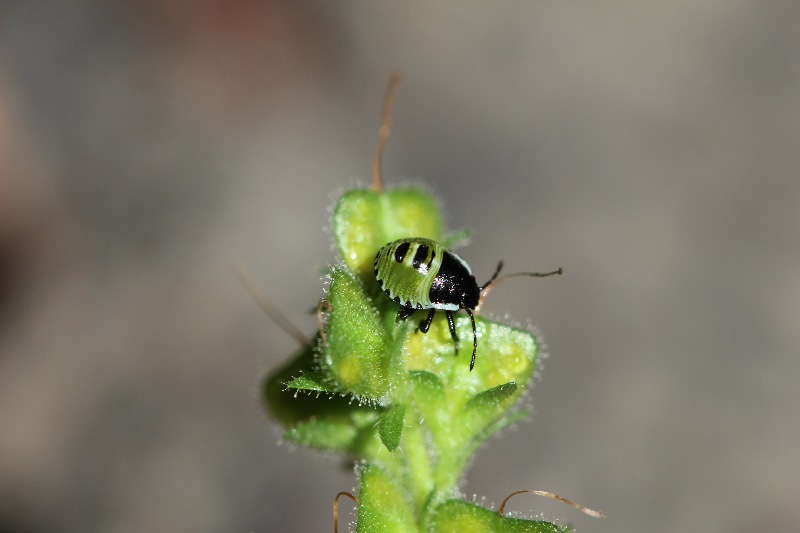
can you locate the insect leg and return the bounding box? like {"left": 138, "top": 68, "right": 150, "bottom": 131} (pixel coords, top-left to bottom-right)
{"left": 465, "top": 308, "right": 478, "bottom": 371}
{"left": 398, "top": 306, "right": 416, "bottom": 321}
{"left": 419, "top": 308, "right": 436, "bottom": 333}
{"left": 445, "top": 310, "right": 459, "bottom": 355}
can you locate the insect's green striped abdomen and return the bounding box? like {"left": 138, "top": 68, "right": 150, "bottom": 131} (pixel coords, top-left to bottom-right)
{"left": 374, "top": 238, "right": 443, "bottom": 308}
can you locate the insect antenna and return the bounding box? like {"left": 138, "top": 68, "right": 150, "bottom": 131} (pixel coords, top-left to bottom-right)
{"left": 477, "top": 266, "right": 563, "bottom": 310}
{"left": 232, "top": 261, "right": 308, "bottom": 347}
{"left": 372, "top": 70, "right": 403, "bottom": 192}
{"left": 479, "top": 260, "right": 504, "bottom": 291}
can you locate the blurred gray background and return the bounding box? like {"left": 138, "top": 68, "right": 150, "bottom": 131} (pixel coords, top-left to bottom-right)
{"left": 1, "top": 2, "right": 798, "bottom": 532}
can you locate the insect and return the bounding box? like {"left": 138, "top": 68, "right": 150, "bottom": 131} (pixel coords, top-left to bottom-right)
{"left": 373, "top": 237, "right": 562, "bottom": 371}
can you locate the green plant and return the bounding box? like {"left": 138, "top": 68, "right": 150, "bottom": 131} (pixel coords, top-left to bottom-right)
{"left": 261, "top": 74, "right": 602, "bottom": 532}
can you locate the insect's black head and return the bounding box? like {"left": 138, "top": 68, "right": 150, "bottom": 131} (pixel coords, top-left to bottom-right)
{"left": 461, "top": 279, "right": 480, "bottom": 310}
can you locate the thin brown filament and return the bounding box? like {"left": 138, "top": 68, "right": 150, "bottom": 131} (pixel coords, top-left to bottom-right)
{"left": 372, "top": 71, "right": 403, "bottom": 192}
{"left": 333, "top": 491, "right": 360, "bottom": 533}
{"left": 476, "top": 268, "right": 563, "bottom": 311}
{"left": 232, "top": 262, "right": 308, "bottom": 347}
{"left": 317, "top": 299, "right": 332, "bottom": 345}
{"left": 497, "top": 489, "right": 605, "bottom": 519}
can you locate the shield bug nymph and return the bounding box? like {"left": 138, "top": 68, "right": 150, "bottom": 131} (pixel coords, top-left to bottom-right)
{"left": 373, "top": 237, "right": 562, "bottom": 371}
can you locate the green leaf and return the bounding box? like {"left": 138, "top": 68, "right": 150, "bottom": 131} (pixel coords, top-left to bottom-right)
{"left": 378, "top": 405, "right": 406, "bottom": 452}
{"left": 430, "top": 500, "right": 571, "bottom": 533}
{"left": 263, "top": 343, "right": 354, "bottom": 427}
{"left": 461, "top": 383, "right": 527, "bottom": 449}
{"left": 263, "top": 342, "right": 381, "bottom": 455}
{"left": 404, "top": 315, "right": 538, "bottom": 399}
{"left": 465, "top": 382, "right": 519, "bottom": 418}
{"left": 408, "top": 370, "right": 444, "bottom": 402}
{"left": 356, "top": 465, "right": 418, "bottom": 533}
{"left": 332, "top": 187, "right": 443, "bottom": 283}
{"left": 283, "top": 408, "right": 385, "bottom": 455}
{"left": 285, "top": 418, "right": 359, "bottom": 451}
{"left": 285, "top": 371, "right": 338, "bottom": 392}
{"left": 325, "top": 267, "right": 390, "bottom": 400}
{"left": 407, "top": 370, "right": 447, "bottom": 443}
